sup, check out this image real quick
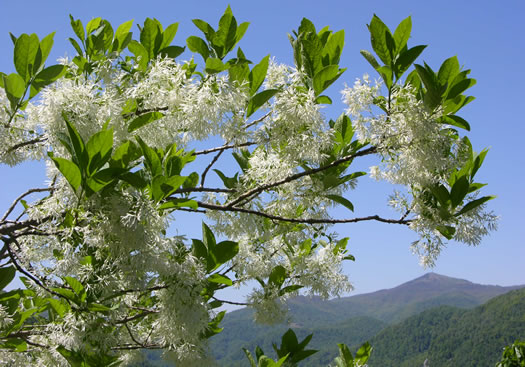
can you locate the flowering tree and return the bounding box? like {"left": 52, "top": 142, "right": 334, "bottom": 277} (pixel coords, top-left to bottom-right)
{"left": 0, "top": 7, "right": 497, "bottom": 366}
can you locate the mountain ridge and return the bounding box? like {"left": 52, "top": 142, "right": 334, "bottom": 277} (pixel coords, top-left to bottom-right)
{"left": 211, "top": 273, "right": 524, "bottom": 366}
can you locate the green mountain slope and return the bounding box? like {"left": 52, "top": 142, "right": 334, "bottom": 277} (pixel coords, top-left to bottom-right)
{"left": 367, "top": 288, "right": 525, "bottom": 367}
{"left": 211, "top": 273, "right": 523, "bottom": 365}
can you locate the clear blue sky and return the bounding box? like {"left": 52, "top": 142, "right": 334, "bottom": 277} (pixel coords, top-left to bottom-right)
{"left": 1, "top": 0, "right": 524, "bottom": 299}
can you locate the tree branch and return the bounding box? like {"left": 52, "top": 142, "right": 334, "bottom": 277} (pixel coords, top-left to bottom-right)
{"left": 5, "top": 137, "right": 46, "bottom": 155}
{"left": 195, "top": 201, "right": 411, "bottom": 225}
{"left": 225, "top": 146, "right": 377, "bottom": 207}
{"left": 1, "top": 188, "right": 53, "bottom": 222}
{"left": 200, "top": 149, "right": 224, "bottom": 187}
{"left": 194, "top": 141, "right": 255, "bottom": 156}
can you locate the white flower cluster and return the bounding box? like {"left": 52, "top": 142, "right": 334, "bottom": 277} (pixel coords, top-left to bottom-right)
{"left": 343, "top": 77, "right": 497, "bottom": 265}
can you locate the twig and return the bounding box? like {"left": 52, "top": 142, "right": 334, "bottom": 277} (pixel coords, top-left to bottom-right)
{"left": 225, "top": 146, "right": 377, "bottom": 207}
{"left": 3, "top": 237, "right": 71, "bottom": 302}
{"left": 195, "top": 201, "right": 411, "bottom": 225}
{"left": 211, "top": 296, "right": 249, "bottom": 306}
{"left": 174, "top": 187, "right": 232, "bottom": 194}
{"left": 5, "top": 137, "right": 46, "bottom": 155}
{"left": 1, "top": 188, "right": 53, "bottom": 222}
{"left": 200, "top": 150, "right": 223, "bottom": 187}
{"left": 194, "top": 141, "right": 255, "bottom": 156}
{"left": 244, "top": 111, "right": 271, "bottom": 130}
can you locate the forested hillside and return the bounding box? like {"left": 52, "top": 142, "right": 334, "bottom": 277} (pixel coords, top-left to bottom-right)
{"left": 210, "top": 273, "right": 523, "bottom": 366}
{"left": 368, "top": 288, "right": 525, "bottom": 366}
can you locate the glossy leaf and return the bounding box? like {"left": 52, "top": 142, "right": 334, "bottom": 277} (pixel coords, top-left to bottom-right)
{"left": 0, "top": 266, "right": 16, "bottom": 290}
{"left": 249, "top": 55, "right": 270, "bottom": 96}
{"left": 456, "top": 196, "right": 496, "bottom": 216}
{"left": 269, "top": 265, "right": 286, "bottom": 288}
{"left": 213, "top": 240, "right": 239, "bottom": 264}
{"left": 49, "top": 156, "right": 82, "bottom": 191}
{"left": 128, "top": 111, "right": 164, "bottom": 132}
{"left": 187, "top": 36, "right": 210, "bottom": 61}
{"left": 368, "top": 15, "right": 392, "bottom": 66}
{"left": 326, "top": 194, "right": 354, "bottom": 212}
{"left": 14, "top": 33, "right": 40, "bottom": 82}
{"left": 247, "top": 89, "right": 279, "bottom": 117}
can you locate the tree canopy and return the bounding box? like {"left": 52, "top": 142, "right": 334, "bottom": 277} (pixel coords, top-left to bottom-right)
{"left": 0, "top": 6, "right": 496, "bottom": 366}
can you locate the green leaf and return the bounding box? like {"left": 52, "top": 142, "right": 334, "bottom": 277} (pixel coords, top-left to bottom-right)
{"left": 368, "top": 15, "right": 393, "bottom": 66}
{"left": 14, "top": 33, "right": 40, "bottom": 82}
{"left": 205, "top": 57, "right": 228, "bottom": 74}
{"left": 214, "top": 5, "right": 238, "bottom": 57}
{"left": 151, "top": 175, "right": 186, "bottom": 202}
{"left": 214, "top": 240, "right": 239, "bottom": 264}
{"left": 313, "top": 65, "right": 344, "bottom": 96}
{"left": 471, "top": 149, "right": 488, "bottom": 179}
{"left": 160, "top": 22, "right": 179, "bottom": 50}
{"left": 2, "top": 73, "right": 25, "bottom": 109}
{"left": 437, "top": 115, "right": 471, "bottom": 131}
{"left": 113, "top": 19, "right": 134, "bottom": 52}
{"left": 393, "top": 16, "right": 411, "bottom": 51}
{"left": 38, "top": 32, "right": 55, "bottom": 68}
{"left": 326, "top": 194, "right": 354, "bottom": 212}
{"left": 447, "top": 78, "right": 476, "bottom": 99}
{"left": 141, "top": 18, "right": 162, "bottom": 59}
{"left": 243, "top": 348, "right": 257, "bottom": 367}
{"left": 246, "top": 89, "right": 279, "bottom": 117}
{"left": 32, "top": 65, "right": 66, "bottom": 91}
{"left": 64, "top": 276, "right": 84, "bottom": 297}
{"left": 456, "top": 196, "right": 496, "bottom": 216}
{"left": 360, "top": 49, "right": 380, "bottom": 70}
{"left": 278, "top": 285, "right": 303, "bottom": 296}
{"left": 87, "top": 303, "right": 112, "bottom": 312}
{"left": 208, "top": 273, "right": 232, "bottom": 286}
{"left": 336, "top": 343, "right": 354, "bottom": 365}
{"left": 450, "top": 175, "right": 469, "bottom": 208}
{"left": 315, "top": 95, "right": 332, "bottom": 104}
{"left": 322, "top": 29, "right": 345, "bottom": 65}
{"left": 110, "top": 140, "right": 141, "bottom": 169}
{"left": 187, "top": 36, "right": 210, "bottom": 61}
{"left": 69, "top": 15, "right": 85, "bottom": 41}
{"left": 128, "top": 40, "right": 149, "bottom": 71}
{"left": 0, "top": 266, "right": 16, "bottom": 290}
{"left": 158, "top": 198, "right": 198, "bottom": 211}
{"left": 354, "top": 341, "right": 373, "bottom": 364}
{"left": 128, "top": 111, "right": 164, "bottom": 132}
{"left": 47, "top": 298, "right": 68, "bottom": 317}
{"left": 436, "top": 225, "right": 456, "bottom": 240}
{"left": 269, "top": 265, "right": 286, "bottom": 288}
{"left": 86, "top": 128, "right": 113, "bottom": 175}
{"left": 57, "top": 346, "right": 84, "bottom": 367}
{"left": 213, "top": 169, "right": 238, "bottom": 189}
{"left": 430, "top": 184, "right": 450, "bottom": 207}
{"left": 236, "top": 22, "right": 250, "bottom": 44}
{"left": 438, "top": 56, "right": 460, "bottom": 87}
{"left": 136, "top": 136, "right": 162, "bottom": 177}
{"left": 394, "top": 45, "right": 426, "bottom": 78}
{"left": 249, "top": 55, "right": 270, "bottom": 96}
{"left": 0, "top": 338, "right": 28, "bottom": 352}
{"left": 49, "top": 156, "right": 82, "bottom": 191}
{"left": 86, "top": 17, "right": 102, "bottom": 35}
{"left": 158, "top": 45, "right": 185, "bottom": 59}
{"left": 61, "top": 112, "right": 85, "bottom": 162}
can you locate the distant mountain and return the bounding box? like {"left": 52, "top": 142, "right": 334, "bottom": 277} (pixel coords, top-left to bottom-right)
{"left": 211, "top": 273, "right": 523, "bottom": 366}
{"left": 367, "top": 288, "right": 525, "bottom": 366}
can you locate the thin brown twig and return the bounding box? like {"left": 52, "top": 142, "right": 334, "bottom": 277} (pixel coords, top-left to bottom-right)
{"left": 194, "top": 142, "right": 255, "bottom": 156}
{"left": 1, "top": 188, "right": 53, "bottom": 222}
{"left": 200, "top": 149, "right": 223, "bottom": 187}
